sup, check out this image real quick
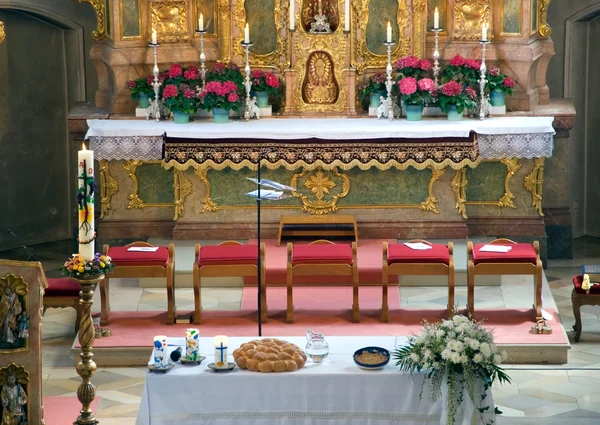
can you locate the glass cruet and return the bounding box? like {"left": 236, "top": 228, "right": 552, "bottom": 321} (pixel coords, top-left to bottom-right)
{"left": 305, "top": 329, "right": 329, "bottom": 363}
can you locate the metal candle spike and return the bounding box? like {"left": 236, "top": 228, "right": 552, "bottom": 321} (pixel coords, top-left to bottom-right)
{"left": 478, "top": 39, "right": 491, "bottom": 120}
{"left": 195, "top": 29, "right": 208, "bottom": 91}
{"left": 147, "top": 41, "right": 162, "bottom": 122}
{"left": 241, "top": 41, "right": 259, "bottom": 121}
{"left": 432, "top": 28, "right": 442, "bottom": 88}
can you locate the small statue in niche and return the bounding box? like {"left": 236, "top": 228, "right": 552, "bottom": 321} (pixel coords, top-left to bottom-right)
{"left": 0, "top": 368, "right": 28, "bottom": 425}
{"left": 0, "top": 275, "right": 29, "bottom": 351}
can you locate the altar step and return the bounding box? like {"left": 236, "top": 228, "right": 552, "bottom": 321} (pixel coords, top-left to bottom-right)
{"left": 136, "top": 237, "right": 501, "bottom": 289}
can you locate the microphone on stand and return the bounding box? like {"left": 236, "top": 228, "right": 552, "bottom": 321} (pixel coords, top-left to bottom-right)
{"left": 170, "top": 347, "right": 183, "bottom": 362}
{"left": 6, "top": 229, "right": 37, "bottom": 261}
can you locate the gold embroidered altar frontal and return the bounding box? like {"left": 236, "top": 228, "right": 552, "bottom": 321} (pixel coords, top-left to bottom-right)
{"left": 162, "top": 135, "right": 480, "bottom": 172}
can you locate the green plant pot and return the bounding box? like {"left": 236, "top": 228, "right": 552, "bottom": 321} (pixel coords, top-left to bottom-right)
{"left": 138, "top": 93, "right": 150, "bottom": 109}
{"left": 405, "top": 104, "right": 424, "bottom": 121}
{"left": 369, "top": 91, "right": 385, "bottom": 108}
{"left": 490, "top": 90, "right": 505, "bottom": 107}
{"left": 212, "top": 108, "right": 230, "bottom": 123}
{"left": 447, "top": 105, "right": 464, "bottom": 121}
{"left": 255, "top": 92, "right": 269, "bottom": 108}
{"left": 173, "top": 111, "right": 190, "bottom": 124}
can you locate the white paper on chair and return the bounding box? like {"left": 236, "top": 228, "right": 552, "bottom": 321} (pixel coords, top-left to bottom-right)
{"left": 245, "top": 189, "right": 291, "bottom": 200}
{"left": 479, "top": 245, "right": 512, "bottom": 253}
{"left": 127, "top": 246, "right": 159, "bottom": 252}
{"left": 246, "top": 178, "right": 296, "bottom": 192}
{"left": 404, "top": 242, "right": 432, "bottom": 250}
{"left": 542, "top": 309, "right": 553, "bottom": 321}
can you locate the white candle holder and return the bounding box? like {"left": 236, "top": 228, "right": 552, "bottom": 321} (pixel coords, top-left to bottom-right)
{"left": 432, "top": 28, "right": 442, "bottom": 88}
{"left": 195, "top": 29, "right": 208, "bottom": 92}
{"left": 147, "top": 42, "right": 163, "bottom": 122}
{"left": 478, "top": 39, "right": 491, "bottom": 121}
{"left": 241, "top": 41, "right": 259, "bottom": 121}
{"left": 377, "top": 41, "right": 396, "bottom": 121}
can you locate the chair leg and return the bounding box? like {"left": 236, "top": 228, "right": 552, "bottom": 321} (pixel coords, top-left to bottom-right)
{"left": 534, "top": 261, "right": 543, "bottom": 322}
{"left": 193, "top": 268, "right": 202, "bottom": 325}
{"left": 261, "top": 264, "right": 268, "bottom": 323}
{"left": 286, "top": 266, "right": 293, "bottom": 324}
{"left": 352, "top": 264, "right": 359, "bottom": 323}
{"left": 448, "top": 264, "right": 455, "bottom": 318}
{"left": 166, "top": 264, "right": 176, "bottom": 325}
{"left": 381, "top": 266, "right": 389, "bottom": 323}
{"left": 100, "top": 276, "right": 110, "bottom": 326}
{"left": 572, "top": 290, "right": 582, "bottom": 342}
{"left": 467, "top": 260, "right": 475, "bottom": 318}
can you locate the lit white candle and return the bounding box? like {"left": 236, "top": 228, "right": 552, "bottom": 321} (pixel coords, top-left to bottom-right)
{"left": 481, "top": 24, "right": 487, "bottom": 41}
{"left": 244, "top": 23, "right": 250, "bottom": 43}
{"left": 290, "top": 0, "right": 295, "bottom": 31}
{"left": 214, "top": 335, "right": 228, "bottom": 368}
{"left": 434, "top": 7, "right": 439, "bottom": 29}
{"left": 344, "top": 0, "right": 350, "bottom": 31}
{"left": 387, "top": 21, "right": 392, "bottom": 43}
{"left": 78, "top": 143, "right": 94, "bottom": 261}
{"left": 199, "top": 14, "right": 204, "bottom": 31}
{"left": 151, "top": 30, "right": 157, "bottom": 44}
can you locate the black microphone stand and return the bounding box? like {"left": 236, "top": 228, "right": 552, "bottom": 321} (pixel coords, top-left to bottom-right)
{"left": 6, "top": 229, "right": 37, "bottom": 261}
{"left": 256, "top": 151, "right": 263, "bottom": 337}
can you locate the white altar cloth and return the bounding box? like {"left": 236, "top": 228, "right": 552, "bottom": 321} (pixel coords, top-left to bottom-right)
{"left": 135, "top": 336, "right": 494, "bottom": 425}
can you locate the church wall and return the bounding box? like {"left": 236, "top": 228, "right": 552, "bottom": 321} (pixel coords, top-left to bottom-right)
{"left": 586, "top": 17, "right": 600, "bottom": 237}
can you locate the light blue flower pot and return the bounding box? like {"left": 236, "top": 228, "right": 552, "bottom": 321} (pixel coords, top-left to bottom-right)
{"left": 255, "top": 92, "right": 269, "bottom": 108}
{"left": 138, "top": 93, "right": 150, "bottom": 109}
{"left": 405, "top": 104, "right": 424, "bottom": 121}
{"left": 447, "top": 105, "right": 464, "bottom": 121}
{"left": 369, "top": 91, "right": 386, "bottom": 108}
{"left": 490, "top": 90, "right": 505, "bottom": 107}
{"left": 212, "top": 108, "right": 230, "bottom": 123}
{"left": 173, "top": 111, "right": 190, "bottom": 124}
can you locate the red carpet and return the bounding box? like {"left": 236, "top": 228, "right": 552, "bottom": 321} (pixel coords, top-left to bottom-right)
{"left": 43, "top": 396, "right": 101, "bottom": 425}
{"left": 244, "top": 239, "right": 396, "bottom": 285}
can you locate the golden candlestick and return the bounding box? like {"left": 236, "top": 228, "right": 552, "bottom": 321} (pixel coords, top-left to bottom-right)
{"left": 72, "top": 275, "right": 103, "bottom": 425}
{"left": 0, "top": 22, "right": 5, "bottom": 44}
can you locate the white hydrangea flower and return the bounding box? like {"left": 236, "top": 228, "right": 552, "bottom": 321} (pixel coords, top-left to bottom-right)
{"left": 433, "top": 361, "right": 441, "bottom": 369}
{"left": 473, "top": 353, "right": 483, "bottom": 363}
{"left": 441, "top": 349, "right": 452, "bottom": 360}
{"left": 480, "top": 342, "right": 491, "bottom": 357}
{"left": 454, "top": 341, "right": 465, "bottom": 353}
{"left": 460, "top": 354, "right": 468, "bottom": 363}
{"left": 443, "top": 320, "right": 455, "bottom": 328}
{"left": 450, "top": 352, "right": 461, "bottom": 363}
{"left": 410, "top": 352, "right": 420, "bottom": 363}
{"left": 493, "top": 354, "right": 503, "bottom": 364}
{"left": 424, "top": 349, "right": 432, "bottom": 359}
{"left": 468, "top": 339, "right": 480, "bottom": 350}
{"left": 436, "top": 329, "right": 445, "bottom": 338}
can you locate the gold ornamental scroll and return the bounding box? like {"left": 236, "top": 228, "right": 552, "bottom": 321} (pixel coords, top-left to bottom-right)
{"left": 0, "top": 21, "right": 5, "bottom": 44}
{"left": 149, "top": 0, "right": 189, "bottom": 43}
{"left": 74, "top": 0, "right": 108, "bottom": 40}
{"left": 453, "top": 0, "right": 491, "bottom": 41}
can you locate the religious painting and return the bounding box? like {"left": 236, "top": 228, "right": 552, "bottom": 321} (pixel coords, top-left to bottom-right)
{"left": 0, "top": 274, "right": 29, "bottom": 353}
{"left": 427, "top": 0, "right": 446, "bottom": 31}
{"left": 194, "top": 0, "right": 217, "bottom": 35}
{"left": 530, "top": 0, "right": 538, "bottom": 33}
{"left": 245, "top": 0, "right": 277, "bottom": 55}
{"left": 0, "top": 365, "right": 29, "bottom": 425}
{"left": 121, "top": 0, "right": 142, "bottom": 39}
{"left": 366, "top": 0, "right": 399, "bottom": 55}
{"left": 301, "top": 0, "right": 339, "bottom": 32}
{"left": 149, "top": 0, "right": 189, "bottom": 43}
{"left": 302, "top": 51, "right": 339, "bottom": 104}
{"left": 501, "top": 0, "right": 520, "bottom": 35}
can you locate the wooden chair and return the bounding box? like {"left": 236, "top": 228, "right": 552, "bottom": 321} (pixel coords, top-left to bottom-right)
{"left": 382, "top": 240, "right": 455, "bottom": 322}
{"left": 193, "top": 241, "right": 266, "bottom": 324}
{"left": 102, "top": 242, "right": 175, "bottom": 325}
{"left": 467, "top": 238, "right": 542, "bottom": 322}
{"left": 43, "top": 277, "right": 82, "bottom": 334}
{"left": 571, "top": 275, "right": 600, "bottom": 342}
{"left": 286, "top": 240, "right": 358, "bottom": 323}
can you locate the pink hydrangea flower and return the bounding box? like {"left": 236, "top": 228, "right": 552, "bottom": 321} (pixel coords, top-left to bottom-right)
{"left": 126, "top": 80, "right": 137, "bottom": 89}
{"left": 464, "top": 59, "right": 481, "bottom": 70}
{"left": 228, "top": 92, "right": 239, "bottom": 103}
{"left": 162, "top": 84, "right": 178, "bottom": 99}
{"left": 159, "top": 72, "right": 168, "bottom": 82}
{"left": 146, "top": 75, "right": 155, "bottom": 86}
{"left": 419, "top": 59, "right": 432, "bottom": 71}
{"left": 402, "top": 56, "right": 420, "bottom": 69}
{"left": 213, "top": 63, "right": 226, "bottom": 73}
{"left": 266, "top": 73, "right": 279, "bottom": 88}
{"left": 449, "top": 55, "right": 465, "bottom": 67}
{"left": 488, "top": 67, "right": 500, "bottom": 76}
{"left": 440, "top": 81, "right": 462, "bottom": 96}
{"left": 465, "top": 87, "right": 477, "bottom": 99}
{"left": 168, "top": 64, "right": 183, "bottom": 78}
{"left": 183, "top": 88, "right": 194, "bottom": 98}
{"left": 418, "top": 78, "right": 435, "bottom": 93}
{"left": 504, "top": 77, "right": 515, "bottom": 88}
{"left": 372, "top": 72, "right": 386, "bottom": 84}
{"left": 184, "top": 66, "right": 199, "bottom": 80}
{"left": 399, "top": 77, "right": 417, "bottom": 95}
{"left": 251, "top": 70, "right": 264, "bottom": 79}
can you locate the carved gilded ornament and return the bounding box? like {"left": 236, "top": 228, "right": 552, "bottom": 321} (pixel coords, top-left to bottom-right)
{"left": 291, "top": 168, "right": 350, "bottom": 214}
{"left": 150, "top": 0, "right": 189, "bottom": 43}
{"left": 412, "top": 0, "right": 426, "bottom": 58}
{"left": 538, "top": 0, "right": 551, "bottom": 37}
{"left": 194, "top": 168, "right": 218, "bottom": 213}
{"left": 523, "top": 157, "right": 544, "bottom": 216}
{"left": 99, "top": 160, "right": 119, "bottom": 218}
{"left": 232, "top": 0, "right": 289, "bottom": 70}
{"left": 453, "top": 0, "right": 490, "bottom": 41}
{"left": 0, "top": 22, "right": 5, "bottom": 45}
{"left": 0, "top": 274, "right": 29, "bottom": 354}
{"left": 420, "top": 167, "right": 445, "bottom": 213}
{"left": 73, "top": 0, "right": 107, "bottom": 41}
{"left": 217, "top": 0, "right": 232, "bottom": 61}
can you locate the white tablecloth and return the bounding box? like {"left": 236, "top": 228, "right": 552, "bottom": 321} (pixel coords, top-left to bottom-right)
{"left": 135, "top": 336, "right": 494, "bottom": 425}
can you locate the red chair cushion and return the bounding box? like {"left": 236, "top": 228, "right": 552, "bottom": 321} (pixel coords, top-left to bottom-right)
{"left": 472, "top": 243, "right": 538, "bottom": 265}
{"left": 107, "top": 246, "right": 170, "bottom": 266}
{"left": 45, "top": 278, "right": 81, "bottom": 297}
{"left": 199, "top": 244, "right": 259, "bottom": 266}
{"left": 573, "top": 275, "right": 600, "bottom": 295}
{"left": 387, "top": 244, "right": 450, "bottom": 265}
{"left": 292, "top": 244, "right": 353, "bottom": 266}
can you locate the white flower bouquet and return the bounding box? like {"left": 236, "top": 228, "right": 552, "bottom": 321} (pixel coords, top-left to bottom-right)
{"left": 393, "top": 314, "right": 511, "bottom": 425}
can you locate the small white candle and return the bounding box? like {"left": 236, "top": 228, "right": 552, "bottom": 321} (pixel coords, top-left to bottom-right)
{"left": 151, "top": 30, "right": 157, "bottom": 44}
{"left": 78, "top": 143, "right": 94, "bottom": 261}
{"left": 344, "top": 0, "right": 350, "bottom": 31}
{"left": 434, "top": 7, "right": 439, "bottom": 29}
{"left": 198, "top": 14, "right": 204, "bottom": 31}
{"left": 290, "top": 0, "right": 295, "bottom": 30}
{"left": 214, "top": 335, "right": 228, "bottom": 368}
{"left": 481, "top": 24, "right": 487, "bottom": 41}
{"left": 244, "top": 23, "right": 250, "bottom": 43}
{"left": 386, "top": 21, "right": 392, "bottom": 43}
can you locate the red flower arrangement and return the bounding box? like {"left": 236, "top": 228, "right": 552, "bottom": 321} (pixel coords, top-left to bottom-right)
{"left": 486, "top": 66, "right": 516, "bottom": 96}
{"left": 126, "top": 77, "right": 154, "bottom": 100}
{"left": 442, "top": 54, "right": 481, "bottom": 86}
{"left": 394, "top": 55, "right": 432, "bottom": 78}
{"left": 160, "top": 64, "right": 201, "bottom": 114}
{"left": 199, "top": 80, "right": 243, "bottom": 112}
{"left": 437, "top": 80, "right": 476, "bottom": 114}
{"left": 358, "top": 72, "right": 391, "bottom": 104}
{"left": 207, "top": 62, "right": 245, "bottom": 92}
{"left": 251, "top": 70, "right": 281, "bottom": 96}
{"left": 398, "top": 77, "right": 436, "bottom": 106}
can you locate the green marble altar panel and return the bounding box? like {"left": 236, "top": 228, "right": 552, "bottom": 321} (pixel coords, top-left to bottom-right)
{"left": 137, "top": 163, "right": 174, "bottom": 204}
{"left": 465, "top": 162, "right": 506, "bottom": 201}
{"left": 366, "top": 0, "right": 399, "bottom": 55}
{"left": 195, "top": 0, "right": 217, "bottom": 34}
{"left": 340, "top": 168, "right": 429, "bottom": 205}
{"left": 121, "top": 0, "right": 141, "bottom": 38}
{"left": 427, "top": 0, "right": 446, "bottom": 31}
{"left": 502, "top": 0, "right": 521, "bottom": 34}
{"left": 246, "top": 0, "right": 277, "bottom": 55}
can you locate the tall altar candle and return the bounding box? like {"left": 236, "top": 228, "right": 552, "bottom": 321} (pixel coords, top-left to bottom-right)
{"left": 214, "top": 335, "right": 228, "bottom": 368}
{"left": 244, "top": 23, "right": 250, "bottom": 43}
{"left": 386, "top": 22, "right": 392, "bottom": 42}
{"left": 481, "top": 24, "right": 487, "bottom": 41}
{"left": 198, "top": 14, "right": 204, "bottom": 31}
{"left": 78, "top": 143, "right": 95, "bottom": 261}
{"left": 344, "top": 0, "right": 350, "bottom": 31}
{"left": 434, "top": 7, "right": 439, "bottom": 29}
{"left": 289, "top": 0, "right": 295, "bottom": 30}
{"left": 151, "top": 30, "right": 157, "bottom": 44}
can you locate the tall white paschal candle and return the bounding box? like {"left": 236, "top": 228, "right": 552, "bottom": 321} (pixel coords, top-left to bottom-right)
{"left": 78, "top": 143, "right": 94, "bottom": 261}
{"left": 344, "top": 0, "right": 350, "bottom": 31}
{"left": 244, "top": 23, "right": 250, "bottom": 43}
{"left": 386, "top": 22, "right": 392, "bottom": 42}
{"left": 433, "top": 7, "right": 439, "bottom": 29}
{"left": 289, "top": 0, "right": 295, "bottom": 30}
{"left": 214, "top": 335, "right": 228, "bottom": 368}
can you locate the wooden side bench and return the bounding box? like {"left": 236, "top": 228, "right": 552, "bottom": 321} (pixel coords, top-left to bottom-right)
{"left": 277, "top": 215, "right": 358, "bottom": 246}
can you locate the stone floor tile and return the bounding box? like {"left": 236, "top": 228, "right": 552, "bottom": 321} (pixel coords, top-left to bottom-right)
{"left": 495, "top": 394, "right": 553, "bottom": 411}
{"left": 494, "top": 405, "right": 526, "bottom": 417}
{"left": 524, "top": 402, "right": 579, "bottom": 417}
{"left": 517, "top": 388, "right": 576, "bottom": 404}
{"left": 516, "top": 374, "right": 569, "bottom": 390}
{"left": 544, "top": 381, "right": 600, "bottom": 398}
{"left": 95, "top": 390, "right": 141, "bottom": 404}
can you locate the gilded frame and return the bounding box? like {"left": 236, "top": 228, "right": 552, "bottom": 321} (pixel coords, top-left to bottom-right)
{"left": 0, "top": 274, "right": 29, "bottom": 354}
{"left": 523, "top": 158, "right": 544, "bottom": 216}
{"left": 193, "top": 0, "right": 218, "bottom": 38}
{"left": 99, "top": 160, "right": 119, "bottom": 218}
{"left": 120, "top": 0, "right": 143, "bottom": 40}
{"left": 499, "top": 0, "right": 522, "bottom": 37}
{"left": 538, "top": 0, "right": 551, "bottom": 37}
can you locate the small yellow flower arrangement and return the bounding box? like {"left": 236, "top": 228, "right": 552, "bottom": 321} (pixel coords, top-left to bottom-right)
{"left": 61, "top": 253, "right": 115, "bottom": 280}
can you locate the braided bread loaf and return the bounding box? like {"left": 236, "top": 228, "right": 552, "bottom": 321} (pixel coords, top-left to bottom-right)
{"left": 233, "top": 338, "right": 307, "bottom": 373}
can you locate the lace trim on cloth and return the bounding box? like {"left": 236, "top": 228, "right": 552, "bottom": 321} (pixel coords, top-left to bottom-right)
{"left": 151, "top": 411, "right": 443, "bottom": 422}
{"left": 478, "top": 133, "right": 553, "bottom": 159}
{"left": 89, "top": 136, "right": 163, "bottom": 161}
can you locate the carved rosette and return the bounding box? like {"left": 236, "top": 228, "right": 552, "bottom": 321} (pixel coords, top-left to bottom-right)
{"left": 99, "top": 160, "right": 118, "bottom": 218}
{"left": 150, "top": 0, "right": 189, "bottom": 43}
{"left": 538, "top": 0, "right": 552, "bottom": 37}
{"left": 453, "top": 0, "right": 490, "bottom": 41}
{"left": 291, "top": 168, "right": 350, "bottom": 214}
{"left": 74, "top": 0, "right": 107, "bottom": 41}
{"left": 524, "top": 158, "right": 545, "bottom": 216}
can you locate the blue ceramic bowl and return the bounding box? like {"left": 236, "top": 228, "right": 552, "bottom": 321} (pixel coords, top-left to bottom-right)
{"left": 353, "top": 346, "right": 391, "bottom": 370}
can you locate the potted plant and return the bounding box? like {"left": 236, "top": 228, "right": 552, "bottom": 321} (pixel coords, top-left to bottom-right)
{"left": 126, "top": 77, "right": 155, "bottom": 109}
{"left": 358, "top": 72, "right": 388, "bottom": 109}
{"left": 486, "top": 66, "right": 516, "bottom": 107}
{"left": 397, "top": 77, "right": 436, "bottom": 121}
{"left": 199, "top": 81, "right": 243, "bottom": 123}
{"left": 207, "top": 62, "right": 245, "bottom": 92}
{"left": 161, "top": 64, "right": 201, "bottom": 123}
{"left": 250, "top": 70, "right": 281, "bottom": 108}
{"left": 393, "top": 55, "right": 432, "bottom": 79}
{"left": 438, "top": 80, "right": 477, "bottom": 121}
{"left": 441, "top": 54, "right": 481, "bottom": 88}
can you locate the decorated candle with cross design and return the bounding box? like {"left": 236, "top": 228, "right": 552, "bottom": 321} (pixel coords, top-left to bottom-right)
{"left": 77, "top": 143, "right": 95, "bottom": 261}
{"left": 214, "top": 335, "right": 228, "bottom": 368}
